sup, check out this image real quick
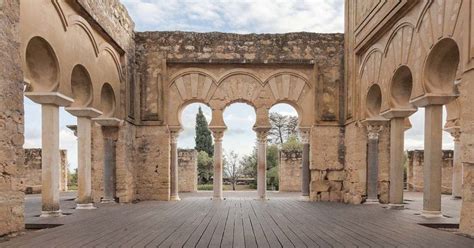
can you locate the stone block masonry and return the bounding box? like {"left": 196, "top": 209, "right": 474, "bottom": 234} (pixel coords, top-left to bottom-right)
{"left": 279, "top": 150, "right": 302, "bottom": 192}
{"left": 0, "top": 0, "right": 23, "bottom": 236}
{"left": 178, "top": 149, "right": 197, "bottom": 193}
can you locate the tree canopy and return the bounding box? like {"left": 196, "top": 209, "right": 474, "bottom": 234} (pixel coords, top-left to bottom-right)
{"left": 195, "top": 106, "right": 214, "bottom": 156}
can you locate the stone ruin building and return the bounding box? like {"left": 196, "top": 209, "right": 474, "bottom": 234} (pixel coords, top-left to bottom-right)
{"left": 0, "top": 0, "right": 473, "bottom": 237}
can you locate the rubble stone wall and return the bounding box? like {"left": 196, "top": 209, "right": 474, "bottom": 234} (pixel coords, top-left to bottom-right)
{"left": 178, "top": 149, "right": 197, "bottom": 193}
{"left": 407, "top": 150, "right": 454, "bottom": 194}
{"left": 22, "top": 149, "right": 68, "bottom": 194}
{"left": 279, "top": 150, "right": 302, "bottom": 192}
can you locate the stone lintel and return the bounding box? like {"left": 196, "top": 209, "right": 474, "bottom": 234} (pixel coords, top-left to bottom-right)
{"left": 93, "top": 117, "right": 123, "bottom": 127}
{"left": 167, "top": 125, "right": 183, "bottom": 133}
{"left": 252, "top": 126, "right": 271, "bottom": 132}
{"left": 380, "top": 108, "right": 417, "bottom": 119}
{"left": 410, "top": 93, "right": 458, "bottom": 107}
{"left": 65, "top": 107, "right": 103, "bottom": 118}
{"left": 25, "top": 92, "right": 74, "bottom": 106}
{"left": 361, "top": 116, "right": 389, "bottom": 126}
{"left": 209, "top": 126, "right": 227, "bottom": 132}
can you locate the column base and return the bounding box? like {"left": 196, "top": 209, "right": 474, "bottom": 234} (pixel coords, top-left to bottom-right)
{"left": 388, "top": 203, "right": 404, "bottom": 210}
{"left": 299, "top": 195, "right": 310, "bottom": 202}
{"left": 212, "top": 196, "right": 223, "bottom": 200}
{"left": 364, "top": 198, "right": 380, "bottom": 205}
{"left": 40, "top": 210, "right": 63, "bottom": 217}
{"left": 421, "top": 210, "right": 443, "bottom": 218}
{"left": 76, "top": 203, "right": 97, "bottom": 210}
{"left": 170, "top": 195, "right": 181, "bottom": 201}
{"left": 101, "top": 198, "right": 116, "bottom": 204}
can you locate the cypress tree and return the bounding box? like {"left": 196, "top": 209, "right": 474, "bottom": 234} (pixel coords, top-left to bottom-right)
{"left": 195, "top": 106, "right": 214, "bottom": 156}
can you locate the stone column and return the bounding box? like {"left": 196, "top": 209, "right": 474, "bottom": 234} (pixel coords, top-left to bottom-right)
{"left": 255, "top": 128, "right": 269, "bottom": 199}
{"left": 93, "top": 118, "right": 122, "bottom": 203}
{"left": 210, "top": 128, "right": 225, "bottom": 200}
{"left": 66, "top": 108, "right": 102, "bottom": 209}
{"left": 389, "top": 117, "right": 405, "bottom": 209}
{"left": 40, "top": 104, "right": 61, "bottom": 216}
{"left": 448, "top": 128, "right": 462, "bottom": 199}
{"left": 365, "top": 123, "right": 384, "bottom": 204}
{"left": 169, "top": 129, "right": 181, "bottom": 201}
{"left": 299, "top": 128, "right": 310, "bottom": 198}
{"left": 25, "top": 92, "right": 74, "bottom": 217}
{"left": 423, "top": 104, "right": 443, "bottom": 217}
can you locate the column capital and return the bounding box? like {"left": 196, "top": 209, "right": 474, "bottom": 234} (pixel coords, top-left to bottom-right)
{"left": 168, "top": 127, "right": 182, "bottom": 144}
{"left": 298, "top": 127, "right": 311, "bottom": 144}
{"left": 254, "top": 127, "right": 270, "bottom": 143}
{"left": 65, "top": 107, "right": 102, "bottom": 118}
{"left": 445, "top": 127, "right": 461, "bottom": 141}
{"left": 210, "top": 127, "right": 226, "bottom": 142}
{"left": 362, "top": 117, "right": 388, "bottom": 140}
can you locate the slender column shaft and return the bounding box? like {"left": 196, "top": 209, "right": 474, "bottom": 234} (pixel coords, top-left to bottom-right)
{"left": 256, "top": 131, "right": 268, "bottom": 199}
{"left": 301, "top": 143, "right": 310, "bottom": 196}
{"left": 102, "top": 129, "right": 117, "bottom": 203}
{"left": 76, "top": 117, "right": 94, "bottom": 208}
{"left": 170, "top": 131, "right": 180, "bottom": 201}
{"left": 366, "top": 123, "right": 383, "bottom": 203}
{"left": 451, "top": 130, "right": 462, "bottom": 199}
{"left": 212, "top": 130, "right": 224, "bottom": 200}
{"left": 423, "top": 105, "right": 443, "bottom": 217}
{"left": 389, "top": 117, "right": 405, "bottom": 207}
{"left": 41, "top": 104, "right": 61, "bottom": 216}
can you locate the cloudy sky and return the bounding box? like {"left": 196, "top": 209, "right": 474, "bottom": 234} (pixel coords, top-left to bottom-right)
{"left": 23, "top": 0, "right": 453, "bottom": 169}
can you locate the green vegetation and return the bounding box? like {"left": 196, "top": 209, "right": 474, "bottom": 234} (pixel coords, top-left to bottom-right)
{"left": 195, "top": 106, "right": 213, "bottom": 156}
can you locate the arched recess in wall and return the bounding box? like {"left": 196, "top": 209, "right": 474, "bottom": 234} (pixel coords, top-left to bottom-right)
{"left": 100, "top": 83, "right": 116, "bottom": 117}
{"left": 390, "top": 66, "right": 413, "bottom": 108}
{"left": 366, "top": 84, "right": 382, "bottom": 118}
{"left": 423, "top": 38, "right": 460, "bottom": 95}
{"left": 70, "top": 65, "right": 93, "bottom": 107}
{"left": 24, "top": 37, "right": 60, "bottom": 92}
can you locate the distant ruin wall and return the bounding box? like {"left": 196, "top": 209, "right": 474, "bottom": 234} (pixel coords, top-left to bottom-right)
{"left": 407, "top": 150, "right": 453, "bottom": 194}
{"left": 279, "top": 150, "right": 302, "bottom": 192}
{"left": 21, "top": 149, "right": 69, "bottom": 194}
{"left": 178, "top": 149, "right": 197, "bottom": 193}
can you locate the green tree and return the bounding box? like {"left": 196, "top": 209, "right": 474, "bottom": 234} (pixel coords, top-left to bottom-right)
{"left": 281, "top": 135, "right": 303, "bottom": 152}
{"left": 195, "top": 106, "right": 213, "bottom": 156}
{"left": 267, "top": 144, "right": 279, "bottom": 170}
{"left": 224, "top": 151, "right": 240, "bottom": 191}
{"left": 197, "top": 151, "right": 213, "bottom": 184}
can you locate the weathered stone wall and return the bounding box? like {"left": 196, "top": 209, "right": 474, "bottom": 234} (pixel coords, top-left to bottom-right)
{"left": 0, "top": 0, "right": 24, "bottom": 236}
{"left": 279, "top": 150, "right": 302, "bottom": 192}
{"left": 21, "top": 149, "right": 68, "bottom": 194}
{"left": 407, "top": 150, "right": 454, "bottom": 194}
{"left": 178, "top": 149, "right": 197, "bottom": 193}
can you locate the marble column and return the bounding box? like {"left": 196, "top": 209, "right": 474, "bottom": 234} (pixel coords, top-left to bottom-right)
{"left": 423, "top": 104, "right": 443, "bottom": 217}
{"left": 66, "top": 108, "right": 102, "bottom": 209}
{"left": 93, "top": 117, "right": 122, "bottom": 203}
{"left": 299, "top": 128, "right": 310, "bottom": 198}
{"left": 448, "top": 128, "right": 462, "bottom": 199}
{"left": 169, "top": 129, "right": 181, "bottom": 201}
{"left": 40, "top": 104, "right": 62, "bottom": 216}
{"left": 211, "top": 128, "right": 225, "bottom": 200}
{"left": 256, "top": 129, "right": 269, "bottom": 199}
{"left": 366, "top": 123, "right": 384, "bottom": 203}
{"left": 389, "top": 117, "right": 405, "bottom": 209}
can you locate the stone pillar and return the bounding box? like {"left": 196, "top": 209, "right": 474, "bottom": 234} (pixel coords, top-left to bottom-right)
{"left": 169, "top": 129, "right": 181, "bottom": 201}
{"left": 255, "top": 128, "right": 269, "bottom": 199}
{"left": 210, "top": 128, "right": 225, "bottom": 200}
{"left": 93, "top": 118, "right": 122, "bottom": 203}
{"left": 423, "top": 104, "right": 443, "bottom": 217}
{"left": 26, "top": 92, "right": 74, "bottom": 217}
{"left": 40, "top": 104, "right": 61, "bottom": 216}
{"left": 389, "top": 117, "right": 405, "bottom": 209}
{"left": 448, "top": 128, "right": 462, "bottom": 199}
{"left": 299, "top": 128, "right": 310, "bottom": 198}
{"left": 365, "top": 123, "right": 384, "bottom": 204}
{"left": 66, "top": 108, "right": 102, "bottom": 209}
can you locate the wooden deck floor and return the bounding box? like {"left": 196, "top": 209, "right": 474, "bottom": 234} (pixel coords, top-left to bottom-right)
{"left": 1, "top": 192, "right": 473, "bottom": 248}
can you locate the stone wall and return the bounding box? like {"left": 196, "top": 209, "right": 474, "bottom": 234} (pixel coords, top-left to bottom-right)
{"left": 407, "top": 150, "right": 454, "bottom": 194}
{"left": 178, "top": 149, "right": 197, "bottom": 193}
{"left": 21, "top": 149, "right": 68, "bottom": 194}
{"left": 0, "top": 0, "right": 24, "bottom": 236}
{"left": 279, "top": 150, "right": 302, "bottom": 192}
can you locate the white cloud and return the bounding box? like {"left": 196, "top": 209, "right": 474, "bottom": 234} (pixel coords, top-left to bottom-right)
{"left": 121, "top": 0, "right": 345, "bottom": 33}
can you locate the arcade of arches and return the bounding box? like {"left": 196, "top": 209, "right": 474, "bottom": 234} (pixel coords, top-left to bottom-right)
{"left": 0, "top": 0, "right": 474, "bottom": 238}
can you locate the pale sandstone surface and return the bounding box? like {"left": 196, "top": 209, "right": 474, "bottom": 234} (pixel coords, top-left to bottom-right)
{"left": 407, "top": 150, "right": 454, "bottom": 194}
{"left": 177, "top": 149, "right": 197, "bottom": 193}
{"left": 22, "top": 149, "right": 68, "bottom": 194}
{"left": 279, "top": 150, "right": 302, "bottom": 192}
